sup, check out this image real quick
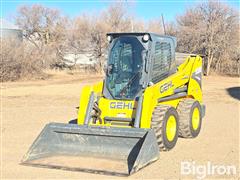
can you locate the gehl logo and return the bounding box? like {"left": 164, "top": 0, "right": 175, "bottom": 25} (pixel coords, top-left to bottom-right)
{"left": 160, "top": 81, "right": 173, "bottom": 93}
{"left": 110, "top": 102, "right": 133, "bottom": 109}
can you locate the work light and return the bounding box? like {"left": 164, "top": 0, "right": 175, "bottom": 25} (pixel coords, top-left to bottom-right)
{"left": 142, "top": 34, "right": 150, "bottom": 42}
{"left": 107, "top": 35, "right": 112, "bottom": 42}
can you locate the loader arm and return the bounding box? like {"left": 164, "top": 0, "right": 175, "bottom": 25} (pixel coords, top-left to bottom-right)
{"left": 77, "top": 81, "right": 103, "bottom": 125}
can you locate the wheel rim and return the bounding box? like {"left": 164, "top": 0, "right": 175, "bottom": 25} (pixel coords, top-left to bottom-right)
{"left": 192, "top": 107, "right": 200, "bottom": 130}
{"left": 166, "top": 115, "right": 177, "bottom": 142}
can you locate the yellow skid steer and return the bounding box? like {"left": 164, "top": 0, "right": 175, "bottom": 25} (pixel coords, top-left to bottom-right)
{"left": 22, "top": 33, "right": 205, "bottom": 176}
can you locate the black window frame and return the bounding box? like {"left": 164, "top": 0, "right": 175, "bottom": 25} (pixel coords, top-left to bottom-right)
{"left": 105, "top": 36, "right": 145, "bottom": 100}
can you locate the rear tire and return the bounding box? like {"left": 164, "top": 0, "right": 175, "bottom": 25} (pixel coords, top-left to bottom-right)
{"left": 151, "top": 105, "right": 179, "bottom": 151}
{"left": 177, "top": 98, "right": 202, "bottom": 138}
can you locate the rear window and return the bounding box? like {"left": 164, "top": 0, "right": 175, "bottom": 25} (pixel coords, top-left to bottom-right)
{"left": 151, "top": 41, "right": 172, "bottom": 83}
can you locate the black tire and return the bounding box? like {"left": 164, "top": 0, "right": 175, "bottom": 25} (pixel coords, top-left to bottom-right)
{"left": 68, "top": 119, "right": 77, "bottom": 124}
{"left": 151, "top": 105, "right": 179, "bottom": 151}
{"left": 177, "top": 98, "right": 202, "bottom": 138}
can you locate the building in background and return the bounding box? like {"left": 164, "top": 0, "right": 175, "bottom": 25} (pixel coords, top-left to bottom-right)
{"left": 0, "top": 18, "right": 23, "bottom": 41}
{"left": 63, "top": 53, "right": 97, "bottom": 67}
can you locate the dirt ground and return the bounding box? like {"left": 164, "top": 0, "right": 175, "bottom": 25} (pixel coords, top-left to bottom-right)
{"left": 1, "top": 73, "right": 239, "bottom": 179}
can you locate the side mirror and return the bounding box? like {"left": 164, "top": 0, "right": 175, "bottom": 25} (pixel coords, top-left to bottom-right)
{"left": 142, "top": 50, "right": 149, "bottom": 73}
{"left": 106, "top": 64, "right": 113, "bottom": 76}
{"left": 103, "top": 64, "right": 107, "bottom": 73}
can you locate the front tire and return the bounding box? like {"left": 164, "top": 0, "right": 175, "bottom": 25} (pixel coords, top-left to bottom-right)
{"left": 151, "top": 105, "right": 179, "bottom": 151}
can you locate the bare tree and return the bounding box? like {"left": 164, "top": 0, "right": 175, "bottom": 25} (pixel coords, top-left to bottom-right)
{"left": 0, "top": 39, "right": 45, "bottom": 81}
{"left": 67, "top": 15, "right": 92, "bottom": 53}
{"left": 70, "top": 2, "right": 133, "bottom": 72}
{"left": 8, "top": 0, "right": 238, "bottom": 79}
{"left": 102, "top": 2, "right": 132, "bottom": 32}
{"left": 165, "top": 22, "right": 177, "bottom": 36}
{"left": 176, "top": 0, "right": 239, "bottom": 75}
{"left": 16, "top": 5, "right": 63, "bottom": 48}
{"left": 15, "top": 5, "right": 68, "bottom": 68}
{"left": 146, "top": 19, "right": 163, "bottom": 34}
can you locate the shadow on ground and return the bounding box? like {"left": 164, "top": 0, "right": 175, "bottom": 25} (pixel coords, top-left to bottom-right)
{"left": 226, "top": 87, "right": 240, "bottom": 100}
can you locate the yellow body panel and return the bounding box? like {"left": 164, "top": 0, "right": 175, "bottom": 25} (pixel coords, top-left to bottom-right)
{"left": 77, "top": 56, "right": 203, "bottom": 129}
{"left": 97, "top": 98, "right": 135, "bottom": 127}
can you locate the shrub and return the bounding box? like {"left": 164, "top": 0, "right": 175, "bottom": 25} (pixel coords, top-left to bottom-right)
{"left": 0, "top": 39, "right": 45, "bottom": 81}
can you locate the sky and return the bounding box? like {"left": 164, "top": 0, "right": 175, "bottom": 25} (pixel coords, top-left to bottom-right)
{"left": 1, "top": 0, "right": 239, "bottom": 23}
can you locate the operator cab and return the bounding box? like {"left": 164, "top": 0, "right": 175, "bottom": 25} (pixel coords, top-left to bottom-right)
{"left": 104, "top": 33, "right": 176, "bottom": 100}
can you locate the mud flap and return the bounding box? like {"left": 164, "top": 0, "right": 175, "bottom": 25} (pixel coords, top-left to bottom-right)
{"left": 21, "top": 123, "right": 159, "bottom": 176}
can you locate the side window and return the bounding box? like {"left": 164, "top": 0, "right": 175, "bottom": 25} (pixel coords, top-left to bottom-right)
{"left": 151, "top": 41, "right": 172, "bottom": 83}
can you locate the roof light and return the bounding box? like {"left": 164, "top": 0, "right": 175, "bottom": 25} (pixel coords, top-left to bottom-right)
{"left": 142, "top": 34, "right": 150, "bottom": 42}
{"left": 107, "top": 35, "right": 112, "bottom": 42}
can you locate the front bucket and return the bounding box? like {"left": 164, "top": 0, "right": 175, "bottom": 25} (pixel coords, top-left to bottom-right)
{"left": 21, "top": 123, "right": 159, "bottom": 176}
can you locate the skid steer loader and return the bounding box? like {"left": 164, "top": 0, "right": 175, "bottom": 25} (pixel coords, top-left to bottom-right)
{"left": 22, "top": 33, "right": 205, "bottom": 176}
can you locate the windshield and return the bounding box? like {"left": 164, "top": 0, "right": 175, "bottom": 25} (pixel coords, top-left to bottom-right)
{"left": 106, "top": 36, "right": 145, "bottom": 99}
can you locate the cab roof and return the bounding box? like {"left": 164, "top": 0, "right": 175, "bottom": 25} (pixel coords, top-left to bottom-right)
{"left": 106, "top": 32, "right": 175, "bottom": 41}
{"left": 107, "top": 32, "right": 176, "bottom": 49}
